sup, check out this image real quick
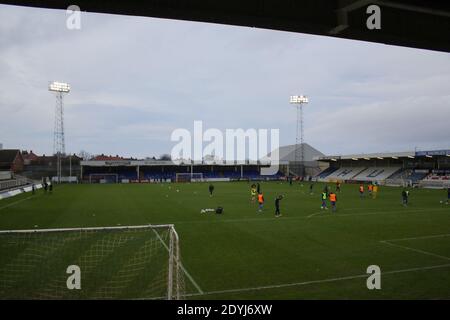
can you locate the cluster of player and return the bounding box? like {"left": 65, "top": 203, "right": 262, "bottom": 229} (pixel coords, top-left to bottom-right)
{"left": 200, "top": 184, "right": 223, "bottom": 214}
{"left": 203, "top": 181, "right": 449, "bottom": 216}
{"left": 31, "top": 179, "right": 53, "bottom": 195}
{"left": 320, "top": 183, "right": 338, "bottom": 212}
{"left": 203, "top": 182, "right": 283, "bottom": 216}
{"left": 249, "top": 183, "right": 284, "bottom": 217}
{"left": 359, "top": 182, "right": 449, "bottom": 207}
{"left": 357, "top": 182, "right": 379, "bottom": 199}
{"left": 320, "top": 181, "right": 411, "bottom": 212}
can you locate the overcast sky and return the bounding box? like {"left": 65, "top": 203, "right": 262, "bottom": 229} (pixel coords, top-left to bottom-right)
{"left": 0, "top": 4, "right": 449, "bottom": 158}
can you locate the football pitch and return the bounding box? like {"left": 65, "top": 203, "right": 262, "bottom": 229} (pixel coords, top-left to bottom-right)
{"left": 0, "top": 181, "right": 449, "bottom": 299}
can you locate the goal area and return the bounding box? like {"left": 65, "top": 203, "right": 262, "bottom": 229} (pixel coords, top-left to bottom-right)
{"left": 0, "top": 224, "right": 184, "bottom": 300}
{"left": 88, "top": 173, "right": 119, "bottom": 184}
{"left": 175, "top": 173, "right": 203, "bottom": 183}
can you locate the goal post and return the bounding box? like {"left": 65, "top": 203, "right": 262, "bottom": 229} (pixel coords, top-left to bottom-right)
{"left": 88, "top": 173, "right": 119, "bottom": 184}
{"left": 0, "top": 224, "right": 184, "bottom": 300}
{"left": 175, "top": 173, "right": 203, "bottom": 183}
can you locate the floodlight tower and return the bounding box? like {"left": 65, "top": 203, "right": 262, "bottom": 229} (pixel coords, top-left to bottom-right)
{"left": 289, "top": 95, "right": 309, "bottom": 178}
{"left": 49, "top": 81, "right": 70, "bottom": 183}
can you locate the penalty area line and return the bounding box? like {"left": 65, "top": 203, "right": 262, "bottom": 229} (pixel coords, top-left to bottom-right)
{"left": 307, "top": 211, "right": 322, "bottom": 218}
{"left": 0, "top": 196, "right": 35, "bottom": 212}
{"left": 381, "top": 233, "right": 450, "bottom": 242}
{"left": 380, "top": 241, "right": 450, "bottom": 261}
{"left": 172, "top": 207, "right": 448, "bottom": 225}
{"left": 184, "top": 263, "right": 450, "bottom": 298}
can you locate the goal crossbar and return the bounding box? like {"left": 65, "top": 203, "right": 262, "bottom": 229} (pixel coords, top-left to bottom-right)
{"left": 0, "top": 224, "right": 174, "bottom": 234}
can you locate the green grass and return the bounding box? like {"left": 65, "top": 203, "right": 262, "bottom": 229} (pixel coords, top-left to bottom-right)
{"left": 0, "top": 181, "right": 449, "bottom": 299}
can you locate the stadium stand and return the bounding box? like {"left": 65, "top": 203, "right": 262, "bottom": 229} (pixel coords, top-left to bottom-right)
{"left": 0, "top": 151, "right": 33, "bottom": 191}
{"left": 0, "top": 177, "right": 29, "bottom": 192}
{"left": 319, "top": 166, "right": 427, "bottom": 185}
{"left": 324, "top": 167, "right": 367, "bottom": 181}
{"left": 385, "top": 169, "right": 430, "bottom": 185}
{"left": 82, "top": 162, "right": 283, "bottom": 183}
{"left": 316, "top": 149, "right": 450, "bottom": 186}
{"left": 352, "top": 167, "right": 402, "bottom": 182}
{"left": 408, "top": 171, "right": 430, "bottom": 182}
{"left": 22, "top": 153, "right": 82, "bottom": 181}
{"left": 385, "top": 169, "right": 410, "bottom": 186}
{"left": 315, "top": 167, "right": 338, "bottom": 180}
{"left": 419, "top": 170, "right": 450, "bottom": 188}
{"left": 141, "top": 168, "right": 281, "bottom": 181}
{"left": 424, "top": 175, "right": 450, "bottom": 181}
{"left": 426, "top": 169, "right": 450, "bottom": 180}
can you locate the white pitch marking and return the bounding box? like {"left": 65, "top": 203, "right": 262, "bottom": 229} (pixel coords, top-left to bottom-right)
{"left": 307, "top": 211, "right": 322, "bottom": 218}
{"left": 381, "top": 233, "right": 450, "bottom": 243}
{"left": 380, "top": 241, "right": 450, "bottom": 261}
{"left": 170, "top": 207, "right": 449, "bottom": 225}
{"left": 183, "top": 263, "right": 450, "bottom": 298}
{"left": 151, "top": 229, "right": 204, "bottom": 294}
{"left": 0, "top": 196, "right": 34, "bottom": 211}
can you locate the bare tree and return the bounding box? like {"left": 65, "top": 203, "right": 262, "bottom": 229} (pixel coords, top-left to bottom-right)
{"left": 159, "top": 154, "right": 171, "bottom": 161}
{"left": 78, "top": 150, "right": 92, "bottom": 160}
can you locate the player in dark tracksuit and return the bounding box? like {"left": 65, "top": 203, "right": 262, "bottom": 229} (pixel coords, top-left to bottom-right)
{"left": 402, "top": 189, "right": 409, "bottom": 206}
{"left": 275, "top": 195, "right": 283, "bottom": 217}
{"left": 208, "top": 184, "right": 214, "bottom": 197}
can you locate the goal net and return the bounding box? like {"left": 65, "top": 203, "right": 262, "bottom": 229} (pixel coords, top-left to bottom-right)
{"left": 0, "top": 224, "right": 185, "bottom": 300}
{"left": 385, "top": 178, "right": 412, "bottom": 187}
{"left": 89, "top": 173, "right": 119, "bottom": 184}
{"left": 175, "top": 173, "right": 203, "bottom": 183}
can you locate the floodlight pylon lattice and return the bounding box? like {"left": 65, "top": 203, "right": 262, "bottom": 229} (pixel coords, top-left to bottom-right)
{"left": 289, "top": 95, "right": 309, "bottom": 177}
{"left": 49, "top": 81, "right": 70, "bottom": 183}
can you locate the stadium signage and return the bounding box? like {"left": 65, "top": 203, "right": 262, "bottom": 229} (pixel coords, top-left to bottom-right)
{"left": 415, "top": 150, "right": 450, "bottom": 157}
{"left": 105, "top": 161, "right": 131, "bottom": 166}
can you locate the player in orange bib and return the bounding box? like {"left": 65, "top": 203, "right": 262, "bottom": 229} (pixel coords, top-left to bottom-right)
{"left": 329, "top": 192, "right": 337, "bottom": 212}
{"left": 257, "top": 193, "right": 264, "bottom": 213}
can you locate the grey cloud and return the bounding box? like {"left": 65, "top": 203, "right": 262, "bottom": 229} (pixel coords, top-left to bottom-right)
{"left": 0, "top": 4, "right": 449, "bottom": 158}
